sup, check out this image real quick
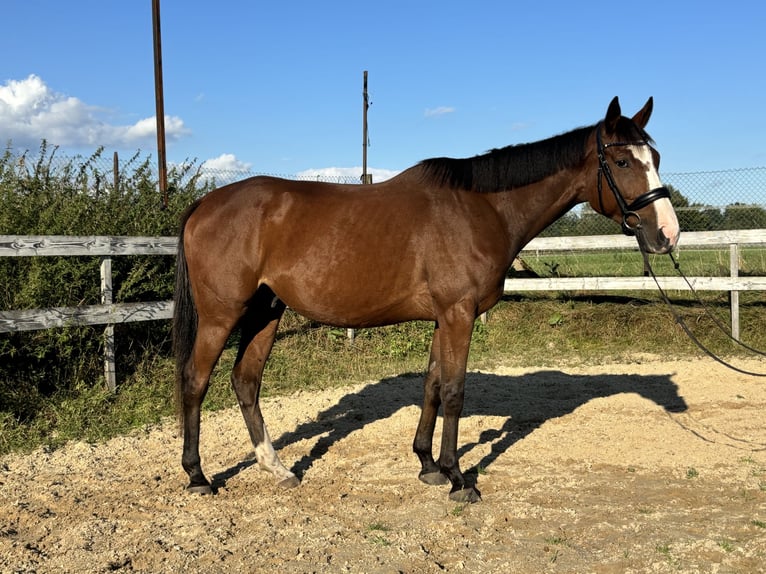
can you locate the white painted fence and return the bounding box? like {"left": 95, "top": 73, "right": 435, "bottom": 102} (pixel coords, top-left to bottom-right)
{"left": 2, "top": 230, "right": 765, "bottom": 390}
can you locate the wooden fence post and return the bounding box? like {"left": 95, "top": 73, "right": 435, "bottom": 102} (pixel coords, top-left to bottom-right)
{"left": 100, "top": 257, "right": 117, "bottom": 391}
{"left": 730, "top": 243, "right": 740, "bottom": 341}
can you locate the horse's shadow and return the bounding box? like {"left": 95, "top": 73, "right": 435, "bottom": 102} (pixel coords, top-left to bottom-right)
{"left": 212, "top": 369, "right": 687, "bottom": 489}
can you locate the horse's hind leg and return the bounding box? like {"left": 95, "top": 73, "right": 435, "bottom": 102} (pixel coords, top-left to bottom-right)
{"left": 181, "top": 319, "right": 235, "bottom": 494}
{"left": 231, "top": 294, "right": 299, "bottom": 489}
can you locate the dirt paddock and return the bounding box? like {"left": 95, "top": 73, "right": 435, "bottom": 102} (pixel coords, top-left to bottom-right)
{"left": 2, "top": 356, "right": 766, "bottom": 573}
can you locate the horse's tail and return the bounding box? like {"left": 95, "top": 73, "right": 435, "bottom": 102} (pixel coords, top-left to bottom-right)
{"left": 172, "top": 200, "right": 201, "bottom": 423}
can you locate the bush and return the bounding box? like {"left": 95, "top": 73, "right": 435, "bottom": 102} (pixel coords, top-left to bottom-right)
{"left": 0, "top": 142, "right": 208, "bottom": 427}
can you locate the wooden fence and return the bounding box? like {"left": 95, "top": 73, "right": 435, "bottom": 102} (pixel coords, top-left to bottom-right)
{"left": 2, "top": 230, "right": 766, "bottom": 390}
{"left": 0, "top": 236, "right": 175, "bottom": 391}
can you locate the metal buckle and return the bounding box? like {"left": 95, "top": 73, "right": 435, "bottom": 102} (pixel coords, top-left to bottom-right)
{"left": 622, "top": 211, "right": 642, "bottom": 236}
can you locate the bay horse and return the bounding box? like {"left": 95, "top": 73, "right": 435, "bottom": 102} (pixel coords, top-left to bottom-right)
{"left": 173, "top": 96, "right": 679, "bottom": 503}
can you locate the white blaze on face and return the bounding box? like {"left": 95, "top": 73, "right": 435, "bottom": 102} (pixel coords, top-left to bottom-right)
{"left": 629, "top": 145, "right": 680, "bottom": 249}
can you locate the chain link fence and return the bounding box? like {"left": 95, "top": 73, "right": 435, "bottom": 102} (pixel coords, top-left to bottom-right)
{"left": 545, "top": 167, "right": 766, "bottom": 236}
{"left": 8, "top": 147, "right": 766, "bottom": 235}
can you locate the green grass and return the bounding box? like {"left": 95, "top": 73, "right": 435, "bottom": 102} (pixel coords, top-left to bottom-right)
{"left": 450, "top": 504, "right": 466, "bottom": 517}
{"left": 656, "top": 544, "right": 671, "bottom": 555}
{"left": 366, "top": 523, "right": 392, "bottom": 546}
{"left": 2, "top": 287, "right": 766, "bottom": 456}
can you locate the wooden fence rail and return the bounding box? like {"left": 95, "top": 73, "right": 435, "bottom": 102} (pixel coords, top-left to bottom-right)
{"left": 0, "top": 236, "right": 175, "bottom": 391}
{"left": 2, "top": 230, "right": 765, "bottom": 390}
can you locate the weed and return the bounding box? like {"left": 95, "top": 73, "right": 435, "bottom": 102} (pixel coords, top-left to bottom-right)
{"left": 686, "top": 467, "right": 699, "bottom": 479}
{"left": 548, "top": 312, "right": 564, "bottom": 327}
{"left": 717, "top": 539, "right": 735, "bottom": 553}
{"left": 543, "top": 532, "right": 568, "bottom": 563}
{"left": 450, "top": 504, "right": 466, "bottom": 517}
{"left": 466, "top": 465, "right": 487, "bottom": 477}
{"left": 751, "top": 520, "right": 766, "bottom": 529}
{"left": 368, "top": 535, "right": 391, "bottom": 547}
{"left": 739, "top": 488, "right": 757, "bottom": 502}
{"left": 544, "top": 535, "right": 567, "bottom": 546}
{"left": 366, "top": 523, "right": 391, "bottom": 546}
{"left": 543, "top": 528, "right": 570, "bottom": 548}
{"left": 543, "top": 261, "right": 560, "bottom": 277}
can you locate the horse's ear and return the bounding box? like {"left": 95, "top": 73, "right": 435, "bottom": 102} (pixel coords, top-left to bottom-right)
{"left": 605, "top": 96, "right": 621, "bottom": 133}
{"left": 631, "top": 97, "right": 654, "bottom": 129}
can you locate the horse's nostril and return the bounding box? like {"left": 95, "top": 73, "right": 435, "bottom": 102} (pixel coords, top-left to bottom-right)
{"left": 655, "top": 230, "right": 675, "bottom": 254}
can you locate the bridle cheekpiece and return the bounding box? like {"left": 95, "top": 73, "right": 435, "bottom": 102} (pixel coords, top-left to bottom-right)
{"left": 596, "top": 121, "right": 671, "bottom": 236}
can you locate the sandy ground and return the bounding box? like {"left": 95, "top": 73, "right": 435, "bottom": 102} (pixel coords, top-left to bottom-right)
{"left": 2, "top": 356, "right": 766, "bottom": 573}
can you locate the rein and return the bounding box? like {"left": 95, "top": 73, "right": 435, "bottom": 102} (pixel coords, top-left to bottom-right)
{"left": 595, "top": 122, "right": 766, "bottom": 376}
{"left": 595, "top": 123, "right": 671, "bottom": 236}
{"left": 641, "top": 249, "right": 766, "bottom": 377}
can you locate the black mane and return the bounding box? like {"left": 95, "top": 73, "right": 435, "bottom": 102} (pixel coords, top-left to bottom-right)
{"left": 418, "top": 125, "right": 594, "bottom": 193}
{"left": 417, "top": 115, "right": 654, "bottom": 193}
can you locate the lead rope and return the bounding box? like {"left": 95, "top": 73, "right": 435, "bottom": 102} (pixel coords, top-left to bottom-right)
{"left": 641, "top": 249, "right": 766, "bottom": 377}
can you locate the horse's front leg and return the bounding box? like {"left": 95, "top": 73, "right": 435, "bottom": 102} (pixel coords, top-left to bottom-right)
{"left": 414, "top": 325, "right": 450, "bottom": 486}
{"left": 435, "top": 305, "right": 481, "bottom": 503}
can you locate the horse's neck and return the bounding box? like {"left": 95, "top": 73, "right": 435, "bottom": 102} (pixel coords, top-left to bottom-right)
{"left": 488, "top": 170, "right": 586, "bottom": 250}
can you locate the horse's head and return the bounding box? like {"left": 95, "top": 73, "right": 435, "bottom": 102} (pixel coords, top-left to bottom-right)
{"left": 587, "top": 97, "right": 680, "bottom": 254}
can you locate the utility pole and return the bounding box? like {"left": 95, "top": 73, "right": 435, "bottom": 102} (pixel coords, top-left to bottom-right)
{"left": 152, "top": 0, "right": 168, "bottom": 208}
{"left": 361, "top": 70, "right": 372, "bottom": 185}
{"left": 348, "top": 71, "right": 372, "bottom": 342}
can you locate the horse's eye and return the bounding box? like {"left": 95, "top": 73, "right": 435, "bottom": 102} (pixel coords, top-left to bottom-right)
{"left": 615, "top": 159, "right": 629, "bottom": 168}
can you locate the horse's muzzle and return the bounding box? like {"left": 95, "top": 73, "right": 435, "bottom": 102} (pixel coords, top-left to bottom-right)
{"left": 638, "top": 226, "right": 678, "bottom": 255}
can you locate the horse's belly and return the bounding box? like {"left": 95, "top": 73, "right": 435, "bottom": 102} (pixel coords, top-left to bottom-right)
{"left": 270, "top": 278, "right": 434, "bottom": 328}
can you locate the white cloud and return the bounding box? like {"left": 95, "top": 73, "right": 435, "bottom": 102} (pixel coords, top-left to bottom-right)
{"left": 424, "top": 106, "right": 456, "bottom": 118}
{"left": 186, "top": 153, "right": 254, "bottom": 186}
{"left": 0, "top": 74, "right": 189, "bottom": 149}
{"left": 295, "top": 166, "right": 399, "bottom": 183}
{"left": 202, "top": 153, "right": 253, "bottom": 172}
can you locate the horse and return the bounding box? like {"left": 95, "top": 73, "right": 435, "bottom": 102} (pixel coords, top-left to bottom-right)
{"left": 173, "top": 96, "right": 679, "bottom": 503}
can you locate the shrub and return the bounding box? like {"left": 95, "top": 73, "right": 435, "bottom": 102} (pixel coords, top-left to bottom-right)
{"left": 0, "top": 142, "right": 207, "bottom": 417}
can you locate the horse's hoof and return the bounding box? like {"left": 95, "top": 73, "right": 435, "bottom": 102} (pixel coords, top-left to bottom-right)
{"left": 278, "top": 475, "right": 301, "bottom": 489}
{"left": 449, "top": 487, "right": 481, "bottom": 503}
{"left": 186, "top": 483, "right": 213, "bottom": 495}
{"left": 419, "top": 471, "right": 450, "bottom": 486}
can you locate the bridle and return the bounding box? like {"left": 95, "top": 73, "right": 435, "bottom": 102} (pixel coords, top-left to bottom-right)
{"left": 596, "top": 124, "right": 766, "bottom": 378}
{"left": 595, "top": 122, "right": 671, "bottom": 237}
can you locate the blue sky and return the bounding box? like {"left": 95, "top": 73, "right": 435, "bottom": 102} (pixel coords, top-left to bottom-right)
{"left": 3, "top": 0, "right": 765, "bottom": 182}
